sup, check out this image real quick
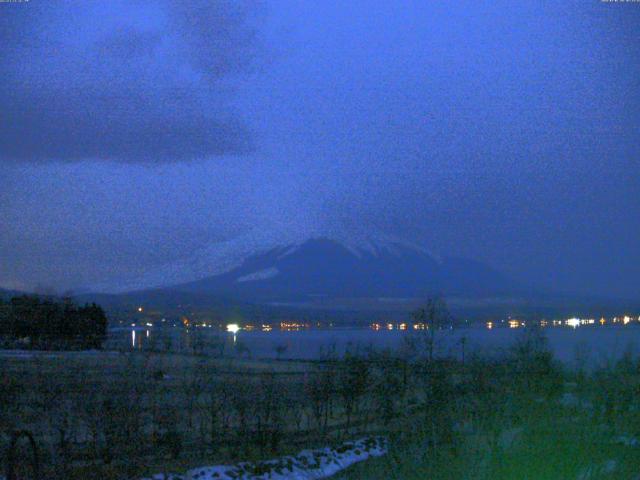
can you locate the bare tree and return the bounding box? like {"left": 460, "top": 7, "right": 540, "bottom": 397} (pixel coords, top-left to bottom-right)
{"left": 411, "top": 296, "right": 452, "bottom": 362}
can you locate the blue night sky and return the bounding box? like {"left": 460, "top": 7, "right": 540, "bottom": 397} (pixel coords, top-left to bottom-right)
{"left": 0, "top": 1, "right": 639, "bottom": 298}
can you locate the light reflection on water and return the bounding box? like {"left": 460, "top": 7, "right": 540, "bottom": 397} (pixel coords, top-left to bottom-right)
{"left": 113, "top": 325, "right": 640, "bottom": 366}
{"left": 129, "top": 328, "right": 152, "bottom": 348}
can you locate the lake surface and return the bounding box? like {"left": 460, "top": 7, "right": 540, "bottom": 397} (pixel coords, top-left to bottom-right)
{"left": 110, "top": 324, "right": 640, "bottom": 367}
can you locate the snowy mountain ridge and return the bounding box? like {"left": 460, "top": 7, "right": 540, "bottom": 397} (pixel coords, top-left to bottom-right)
{"left": 88, "top": 232, "right": 442, "bottom": 293}
{"left": 162, "top": 237, "right": 521, "bottom": 302}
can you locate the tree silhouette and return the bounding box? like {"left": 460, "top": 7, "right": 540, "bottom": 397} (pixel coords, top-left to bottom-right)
{"left": 412, "top": 296, "right": 452, "bottom": 361}
{"left": 0, "top": 295, "right": 108, "bottom": 349}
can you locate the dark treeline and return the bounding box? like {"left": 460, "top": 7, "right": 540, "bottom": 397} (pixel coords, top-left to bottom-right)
{"left": 0, "top": 295, "right": 107, "bottom": 349}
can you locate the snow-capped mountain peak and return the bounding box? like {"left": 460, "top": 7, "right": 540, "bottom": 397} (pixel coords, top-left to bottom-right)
{"left": 161, "top": 236, "right": 519, "bottom": 303}
{"left": 88, "top": 233, "right": 481, "bottom": 299}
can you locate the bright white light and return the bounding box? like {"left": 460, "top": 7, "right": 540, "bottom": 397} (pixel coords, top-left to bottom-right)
{"left": 227, "top": 323, "right": 240, "bottom": 334}
{"left": 567, "top": 318, "right": 580, "bottom": 328}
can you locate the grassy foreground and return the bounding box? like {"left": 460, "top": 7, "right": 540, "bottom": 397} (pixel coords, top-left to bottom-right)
{"left": 2, "top": 327, "right": 640, "bottom": 479}
{"left": 338, "top": 396, "right": 639, "bottom": 480}
{"left": 337, "top": 333, "right": 640, "bottom": 480}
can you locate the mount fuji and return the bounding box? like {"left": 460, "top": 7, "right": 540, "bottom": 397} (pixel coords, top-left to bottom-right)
{"left": 80, "top": 237, "right": 638, "bottom": 319}
{"left": 154, "top": 237, "right": 528, "bottom": 304}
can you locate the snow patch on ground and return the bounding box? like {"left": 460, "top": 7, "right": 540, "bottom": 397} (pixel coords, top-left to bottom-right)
{"left": 139, "top": 437, "right": 387, "bottom": 480}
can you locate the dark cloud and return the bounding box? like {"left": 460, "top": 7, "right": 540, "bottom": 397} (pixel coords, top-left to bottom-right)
{"left": 0, "top": 1, "right": 638, "bottom": 299}
{"left": 0, "top": 0, "right": 262, "bottom": 163}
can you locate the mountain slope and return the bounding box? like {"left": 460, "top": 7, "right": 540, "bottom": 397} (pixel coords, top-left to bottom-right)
{"left": 80, "top": 238, "right": 639, "bottom": 319}
{"left": 168, "top": 238, "right": 527, "bottom": 303}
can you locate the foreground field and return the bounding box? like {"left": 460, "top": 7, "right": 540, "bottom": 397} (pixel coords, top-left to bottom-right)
{"left": 1, "top": 328, "right": 640, "bottom": 479}
{"left": 339, "top": 395, "right": 640, "bottom": 480}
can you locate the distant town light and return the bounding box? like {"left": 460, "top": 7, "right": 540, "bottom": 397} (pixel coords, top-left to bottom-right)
{"left": 227, "top": 323, "right": 240, "bottom": 334}
{"left": 137, "top": 306, "right": 143, "bottom": 313}
{"left": 566, "top": 318, "right": 580, "bottom": 328}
